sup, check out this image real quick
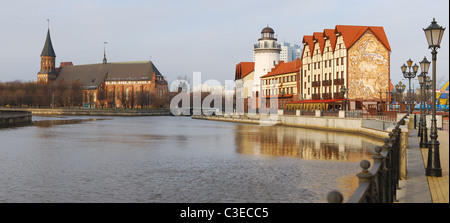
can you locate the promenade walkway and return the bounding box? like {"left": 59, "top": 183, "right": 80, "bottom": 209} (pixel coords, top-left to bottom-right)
{"left": 421, "top": 129, "right": 449, "bottom": 203}
{"left": 397, "top": 121, "right": 449, "bottom": 203}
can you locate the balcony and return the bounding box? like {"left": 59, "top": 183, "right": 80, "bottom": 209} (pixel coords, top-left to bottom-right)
{"left": 312, "top": 93, "right": 321, "bottom": 100}
{"left": 334, "top": 92, "right": 344, "bottom": 99}
{"left": 254, "top": 43, "right": 281, "bottom": 50}
{"left": 311, "top": 81, "right": 321, "bottom": 87}
{"left": 322, "top": 93, "right": 332, "bottom": 99}
{"left": 333, "top": 78, "right": 344, "bottom": 85}
{"left": 322, "top": 80, "right": 332, "bottom": 86}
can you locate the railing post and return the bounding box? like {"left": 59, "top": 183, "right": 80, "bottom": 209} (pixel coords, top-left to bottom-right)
{"left": 381, "top": 137, "right": 393, "bottom": 203}
{"left": 372, "top": 146, "right": 384, "bottom": 203}
{"left": 356, "top": 160, "right": 374, "bottom": 203}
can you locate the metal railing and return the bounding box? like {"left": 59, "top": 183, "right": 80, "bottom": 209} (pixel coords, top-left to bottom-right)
{"left": 321, "top": 110, "right": 339, "bottom": 117}
{"left": 345, "top": 110, "right": 397, "bottom": 123}
{"left": 300, "top": 110, "right": 315, "bottom": 116}
{"left": 327, "top": 114, "right": 408, "bottom": 203}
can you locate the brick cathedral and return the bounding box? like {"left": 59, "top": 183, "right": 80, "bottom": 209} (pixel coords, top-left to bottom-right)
{"left": 37, "top": 28, "right": 168, "bottom": 109}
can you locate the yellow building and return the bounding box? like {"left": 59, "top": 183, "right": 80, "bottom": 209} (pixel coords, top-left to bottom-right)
{"left": 261, "top": 59, "right": 301, "bottom": 109}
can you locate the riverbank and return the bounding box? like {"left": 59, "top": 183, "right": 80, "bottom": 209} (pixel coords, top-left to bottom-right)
{"left": 0, "top": 110, "right": 32, "bottom": 127}
{"left": 192, "top": 114, "right": 392, "bottom": 140}
{"left": 0, "top": 107, "right": 172, "bottom": 116}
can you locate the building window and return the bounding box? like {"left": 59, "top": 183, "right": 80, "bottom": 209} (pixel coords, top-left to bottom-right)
{"left": 341, "top": 57, "right": 344, "bottom": 65}
{"left": 336, "top": 58, "right": 339, "bottom": 65}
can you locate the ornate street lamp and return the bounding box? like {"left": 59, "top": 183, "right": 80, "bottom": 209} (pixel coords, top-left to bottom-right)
{"left": 401, "top": 60, "right": 419, "bottom": 114}
{"left": 423, "top": 18, "right": 445, "bottom": 177}
{"left": 395, "top": 82, "right": 406, "bottom": 112}
{"left": 418, "top": 58, "right": 430, "bottom": 148}
{"left": 340, "top": 86, "right": 348, "bottom": 111}
{"left": 419, "top": 57, "right": 431, "bottom": 148}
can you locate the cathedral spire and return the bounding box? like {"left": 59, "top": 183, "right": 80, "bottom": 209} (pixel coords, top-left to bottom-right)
{"left": 103, "top": 42, "right": 108, "bottom": 64}
{"left": 41, "top": 28, "right": 56, "bottom": 57}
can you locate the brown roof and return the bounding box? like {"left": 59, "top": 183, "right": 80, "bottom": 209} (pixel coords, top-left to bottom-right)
{"left": 313, "top": 32, "right": 325, "bottom": 54}
{"left": 235, "top": 62, "right": 255, "bottom": 80}
{"left": 302, "top": 25, "right": 391, "bottom": 57}
{"left": 323, "top": 29, "right": 337, "bottom": 51}
{"left": 55, "top": 61, "right": 163, "bottom": 90}
{"left": 302, "top": 35, "right": 314, "bottom": 58}
{"left": 335, "top": 25, "right": 391, "bottom": 51}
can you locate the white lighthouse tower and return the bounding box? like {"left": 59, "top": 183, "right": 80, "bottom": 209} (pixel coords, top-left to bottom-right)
{"left": 252, "top": 26, "right": 281, "bottom": 109}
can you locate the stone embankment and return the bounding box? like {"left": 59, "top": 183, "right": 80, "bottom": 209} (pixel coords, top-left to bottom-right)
{"left": 192, "top": 112, "right": 399, "bottom": 140}
{"left": 0, "top": 110, "right": 32, "bottom": 127}
{"left": 1, "top": 108, "right": 172, "bottom": 116}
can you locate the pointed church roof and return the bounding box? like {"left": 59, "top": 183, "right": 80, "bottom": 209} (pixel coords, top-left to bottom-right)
{"left": 41, "top": 29, "right": 56, "bottom": 57}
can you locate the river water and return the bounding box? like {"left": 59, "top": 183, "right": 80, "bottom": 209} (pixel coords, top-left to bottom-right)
{"left": 0, "top": 115, "right": 382, "bottom": 203}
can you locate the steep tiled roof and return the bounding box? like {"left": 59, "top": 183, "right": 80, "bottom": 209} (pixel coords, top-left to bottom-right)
{"left": 55, "top": 61, "right": 161, "bottom": 90}
{"left": 313, "top": 32, "right": 325, "bottom": 54}
{"left": 302, "top": 35, "right": 314, "bottom": 58}
{"left": 335, "top": 25, "right": 391, "bottom": 51}
{"left": 261, "top": 59, "right": 301, "bottom": 78}
{"left": 301, "top": 25, "right": 391, "bottom": 57}
{"left": 235, "top": 62, "right": 255, "bottom": 80}
{"left": 323, "top": 29, "right": 337, "bottom": 51}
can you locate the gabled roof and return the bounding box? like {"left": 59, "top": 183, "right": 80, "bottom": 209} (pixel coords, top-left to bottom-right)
{"left": 41, "top": 29, "right": 56, "bottom": 57}
{"left": 335, "top": 25, "right": 391, "bottom": 51}
{"left": 302, "top": 35, "right": 314, "bottom": 58}
{"left": 235, "top": 62, "right": 255, "bottom": 80}
{"left": 323, "top": 29, "right": 337, "bottom": 51}
{"left": 313, "top": 32, "right": 325, "bottom": 54}
{"left": 261, "top": 59, "right": 301, "bottom": 78}
{"left": 55, "top": 61, "right": 161, "bottom": 89}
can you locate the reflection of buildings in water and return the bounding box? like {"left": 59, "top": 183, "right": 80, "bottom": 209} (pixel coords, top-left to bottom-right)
{"left": 234, "top": 124, "right": 381, "bottom": 161}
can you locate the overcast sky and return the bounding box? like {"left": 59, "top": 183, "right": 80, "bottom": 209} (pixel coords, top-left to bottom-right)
{"left": 0, "top": 0, "right": 448, "bottom": 89}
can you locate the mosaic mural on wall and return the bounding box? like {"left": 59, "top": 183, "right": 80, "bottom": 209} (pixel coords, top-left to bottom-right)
{"left": 347, "top": 30, "right": 390, "bottom": 100}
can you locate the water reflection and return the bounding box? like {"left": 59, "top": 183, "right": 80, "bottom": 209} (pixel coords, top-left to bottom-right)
{"left": 33, "top": 118, "right": 110, "bottom": 128}
{"left": 0, "top": 116, "right": 383, "bottom": 203}
{"left": 234, "top": 124, "right": 380, "bottom": 161}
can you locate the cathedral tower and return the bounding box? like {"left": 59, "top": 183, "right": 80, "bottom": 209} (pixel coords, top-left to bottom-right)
{"left": 37, "top": 29, "right": 57, "bottom": 84}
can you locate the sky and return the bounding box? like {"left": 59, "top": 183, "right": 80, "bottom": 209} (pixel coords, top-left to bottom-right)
{"left": 0, "top": 0, "right": 448, "bottom": 90}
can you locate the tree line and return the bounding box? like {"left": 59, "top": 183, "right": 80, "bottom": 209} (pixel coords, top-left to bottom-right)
{"left": 0, "top": 80, "right": 83, "bottom": 108}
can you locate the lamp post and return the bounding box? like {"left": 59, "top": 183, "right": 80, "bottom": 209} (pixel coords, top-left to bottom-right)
{"left": 423, "top": 18, "right": 445, "bottom": 177}
{"left": 340, "top": 86, "right": 348, "bottom": 111}
{"left": 419, "top": 57, "right": 430, "bottom": 148}
{"left": 395, "top": 82, "right": 406, "bottom": 112}
{"left": 401, "top": 60, "right": 419, "bottom": 114}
